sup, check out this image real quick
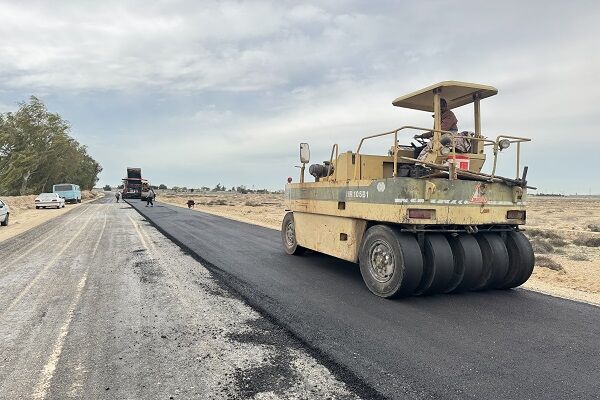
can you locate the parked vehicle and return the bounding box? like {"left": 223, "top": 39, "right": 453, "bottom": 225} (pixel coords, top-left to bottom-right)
{"left": 0, "top": 199, "right": 9, "bottom": 226}
{"left": 35, "top": 193, "right": 66, "bottom": 209}
{"left": 53, "top": 183, "right": 81, "bottom": 204}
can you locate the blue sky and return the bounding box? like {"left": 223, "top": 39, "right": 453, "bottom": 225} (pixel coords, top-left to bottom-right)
{"left": 1, "top": 0, "right": 599, "bottom": 193}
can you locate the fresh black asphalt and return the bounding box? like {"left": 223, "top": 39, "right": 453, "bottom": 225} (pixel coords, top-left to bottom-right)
{"left": 129, "top": 199, "right": 600, "bottom": 400}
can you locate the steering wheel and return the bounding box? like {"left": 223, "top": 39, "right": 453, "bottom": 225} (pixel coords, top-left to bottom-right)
{"left": 412, "top": 136, "right": 427, "bottom": 146}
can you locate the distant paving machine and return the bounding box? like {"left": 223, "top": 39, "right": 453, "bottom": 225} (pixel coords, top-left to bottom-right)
{"left": 282, "top": 81, "right": 535, "bottom": 297}
{"left": 122, "top": 167, "right": 143, "bottom": 199}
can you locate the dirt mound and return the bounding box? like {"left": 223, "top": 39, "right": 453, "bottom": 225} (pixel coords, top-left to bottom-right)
{"left": 2, "top": 195, "right": 38, "bottom": 217}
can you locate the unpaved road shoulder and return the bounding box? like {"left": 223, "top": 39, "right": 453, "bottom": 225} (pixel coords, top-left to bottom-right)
{"left": 0, "top": 192, "right": 103, "bottom": 244}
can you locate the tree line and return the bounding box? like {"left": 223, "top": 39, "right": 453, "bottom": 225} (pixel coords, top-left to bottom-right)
{"left": 0, "top": 96, "right": 102, "bottom": 195}
{"left": 153, "top": 183, "right": 279, "bottom": 194}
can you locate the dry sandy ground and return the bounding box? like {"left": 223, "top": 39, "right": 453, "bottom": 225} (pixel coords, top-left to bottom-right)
{"left": 0, "top": 191, "right": 101, "bottom": 243}
{"left": 159, "top": 192, "right": 600, "bottom": 305}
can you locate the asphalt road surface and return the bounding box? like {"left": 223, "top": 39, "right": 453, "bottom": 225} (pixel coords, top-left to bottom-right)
{"left": 129, "top": 199, "right": 600, "bottom": 400}
{"left": 0, "top": 197, "right": 368, "bottom": 399}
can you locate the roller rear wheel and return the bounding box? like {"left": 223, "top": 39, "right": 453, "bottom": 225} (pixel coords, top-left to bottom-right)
{"left": 445, "top": 234, "right": 483, "bottom": 293}
{"left": 414, "top": 234, "right": 454, "bottom": 295}
{"left": 475, "top": 233, "right": 509, "bottom": 290}
{"left": 281, "top": 212, "right": 305, "bottom": 255}
{"left": 358, "top": 225, "right": 423, "bottom": 298}
{"left": 498, "top": 231, "right": 535, "bottom": 289}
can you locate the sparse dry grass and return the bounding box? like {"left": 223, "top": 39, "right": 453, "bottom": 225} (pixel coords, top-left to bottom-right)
{"left": 588, "top": 224, "right": 600, "bottom": 232}
{"left": 158, "top": 192, "right": 285, "bottom": 230}
{"left": 569, "top": 253, "right": 590, "bottom": 262}
{"left": 535, "top": 255, "right": 565, "bottom": 273}
{"left": 524, "top": 197, "right": 600, "bottom": 301}
{"left": 573, "top": 236, "right": 600, "bottom": 247}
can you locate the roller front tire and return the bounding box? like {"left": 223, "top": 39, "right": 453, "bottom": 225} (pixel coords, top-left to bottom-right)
{"left": 281, "top": 212, "right": 305, "bottom": 255}
{"left": 359, "top": 225, "right": 423, "bottom": 298}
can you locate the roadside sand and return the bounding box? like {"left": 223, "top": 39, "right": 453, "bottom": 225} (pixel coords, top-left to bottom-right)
{"left": 158, "top": 192, "right": 286, "bottom": 230}
{"left": 0, "top": 191, "right": 102, "bottom": 243}
{"left": 158, "top": 192, "right": 600, "bottom": 305}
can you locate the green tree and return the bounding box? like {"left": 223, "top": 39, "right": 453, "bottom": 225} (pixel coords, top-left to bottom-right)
{"left": 158, "top": 184, "right": 167, "bottom": 190}
{"left": 0, "top": 96, "right": 102, "bottom": 195}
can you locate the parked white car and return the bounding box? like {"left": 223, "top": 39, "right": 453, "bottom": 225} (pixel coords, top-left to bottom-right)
{"left": 0, "top": 198, "right": 9, "bottom": 226}
{"left": 35, "top": 193, "right": 66, "bottom": 209}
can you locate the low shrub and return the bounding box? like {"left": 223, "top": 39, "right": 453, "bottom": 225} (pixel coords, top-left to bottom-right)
{"left": 207, "top": 199, "right": 227, "bottom": 206}
{"left": 548, "top": 237, "right": 568, "bottom": 247}
{"left": 525, "top": 228, "right": 563, "bottom": 240}
{"left": 569, "top": 253, "right": 589, "bottom": 261}
{"left": 573, "top": 236, "right": 600, "bottom": 247}
{"left": 587, "top": 224, "right": 600, "bottom": 232}
{"left": 535, "top": 255, "right": 564, "bottom": 272}
{"left": 531, "top": 238, "right": 554, "bottom": 254}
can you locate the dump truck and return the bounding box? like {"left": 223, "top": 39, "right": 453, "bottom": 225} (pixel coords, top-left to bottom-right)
{"left": 282, "top": 81, "right": 535, "bottom": 298}
{"left": 122, "top": 167, "right": 143, "bottom": 199}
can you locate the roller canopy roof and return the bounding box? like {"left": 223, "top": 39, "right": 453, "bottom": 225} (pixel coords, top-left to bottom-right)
{"left": 392, "top": 81, "right": 498, "bottom": 112}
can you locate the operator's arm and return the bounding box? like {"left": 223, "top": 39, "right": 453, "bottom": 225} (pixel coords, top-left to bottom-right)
{"left": 418, "top": 131, "right": 434, "bottom": 139}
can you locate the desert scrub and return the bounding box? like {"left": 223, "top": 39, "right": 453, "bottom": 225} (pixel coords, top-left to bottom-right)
{"left": 535, "top": 255, "right": 565, "bottom": 273}
{"left": 573, "top": 236, "right": 600, "bottom": 247}
{"left": 569, "top": 253, "right": 589, "bottom": 261}
{"left": 525, "top": 228, "right": 562, "bottom": 240}
{"left": 531, "top": 237, "right": 554, "bottom": 254}
{"left": 587, "top": 224, "right": 600, "bottom": 232}
{"left": 548, "top": 237, "right": 568, "bottom": 247}
{"left": 207, "top": 199, "right": 227, "bottom": 206}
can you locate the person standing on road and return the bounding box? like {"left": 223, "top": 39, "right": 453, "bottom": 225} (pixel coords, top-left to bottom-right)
{"left": 115, "top": 191, "right": 121, "bottom": 203}
{"left": 146, "top": 188, "right": 155, "bottom": 207}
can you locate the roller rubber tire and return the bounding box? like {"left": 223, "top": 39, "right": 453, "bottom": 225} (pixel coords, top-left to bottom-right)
{"left": 498, "top": 231, "right": 535, "bottom": 289}
{"left": 475, "top": 233, "right": 509, "bottom": 290}
{"left": 414, "top": 234, "right": 454, "bottom": 295}
{"left": 281, "top": 212, "right": 305, "bottom": 255}
{"left": 445, "top": 234, "right": 483, "bottom": 293}
{"left": 0, "top": 214, "right": 8, "bottom": 226}
{"left": 358, "top": 225, "right": 423, "bottom": 298}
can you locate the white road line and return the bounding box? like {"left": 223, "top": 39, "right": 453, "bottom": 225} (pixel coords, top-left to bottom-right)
{"left": 91, "top": 211, "right": 108, "bottom": 258}
{"left": 128, "top": 214, "right": 150, "bottom": 250}
{"left": 0, "top": 205, "right": 93, "bottom": 274}
{"left": 32, "top": 209, "right": 108, "bottom": 400}
{"left": 1, "top": 208, "right": 97, "bottom": 316}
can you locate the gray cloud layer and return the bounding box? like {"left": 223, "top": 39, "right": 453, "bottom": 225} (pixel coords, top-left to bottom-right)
{"left": 1, "top": 1, "right": 598, "bottom": 193}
